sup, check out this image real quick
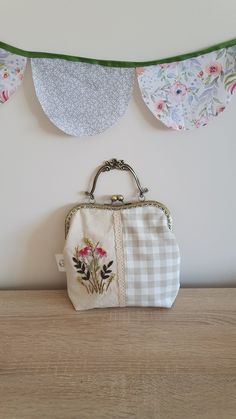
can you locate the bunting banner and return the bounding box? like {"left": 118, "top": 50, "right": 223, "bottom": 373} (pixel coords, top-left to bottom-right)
{"left": 0, "top": 38, "right": 236, "bottom": 136}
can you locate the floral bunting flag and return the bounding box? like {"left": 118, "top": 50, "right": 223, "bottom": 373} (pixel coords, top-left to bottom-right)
{"left": 0, "top": 48, "right": 27, "bottom": 104}
{"left": 136, "top": 46, "right": 236, "bottom": 130}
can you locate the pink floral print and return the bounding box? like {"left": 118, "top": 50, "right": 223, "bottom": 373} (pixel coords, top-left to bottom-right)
{"left": 170, "top": 82, "right": 188, "bottom": 100}
{"left": 0, "top": 48, "right": 27, "bottom": 105}
{"left": 228, "top": 81, "right": 236, "bottom": 94}
{"left": 155, "top": 100, "right": 166, "bottom": 114}
{"left": 224, "top": 73, "right": 236, "bottom": 95}
{"left": 216, "top": 105, "right": 226, "bottom": 114}
{"left": 206, "top": 62, "right": 222, "bottom": 76}
{"left": 0, "top": 90, "right": 9, "bottom": 103}
{"left": 136, "top": 46, "right": 236, "bottom": 130}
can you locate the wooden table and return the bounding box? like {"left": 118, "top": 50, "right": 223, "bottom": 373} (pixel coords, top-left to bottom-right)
{"left": 0, "top": 289, "right": 235, "bottom": 419}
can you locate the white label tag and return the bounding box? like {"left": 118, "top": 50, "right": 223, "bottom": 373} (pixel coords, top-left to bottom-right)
{"left": 55, "top": 254, "right": 66, "bottom": 272}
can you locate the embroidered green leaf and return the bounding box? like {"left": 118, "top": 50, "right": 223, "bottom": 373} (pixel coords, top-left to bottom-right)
{"left": 107, "top": 261, "right": 113, "bottom": 268}
{"left": 100, "top": 271, "right": 106, "bottom": 280}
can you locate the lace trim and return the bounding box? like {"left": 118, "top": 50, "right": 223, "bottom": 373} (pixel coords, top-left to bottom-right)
{"left": 113, "top": 211, "right": 126, "bottom": 307}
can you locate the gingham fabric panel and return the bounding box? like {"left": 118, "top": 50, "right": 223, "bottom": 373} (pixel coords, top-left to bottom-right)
{"left": 121, "top": 206, "right": 180, "bottom": 307}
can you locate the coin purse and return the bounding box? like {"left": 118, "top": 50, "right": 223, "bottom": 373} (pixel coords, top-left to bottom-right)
{"left": 64, "top": 159, "right": 180, "bottom": 311}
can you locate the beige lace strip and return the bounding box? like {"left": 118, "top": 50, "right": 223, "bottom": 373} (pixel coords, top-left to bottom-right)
{"left": 113, "top": 211, "right": 126, "bottom": 307}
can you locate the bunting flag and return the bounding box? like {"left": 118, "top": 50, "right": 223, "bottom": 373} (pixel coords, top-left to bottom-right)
{"left": 31, "top": 59, "right": 134, "bottom": 136}
{"left": 136, "top": 46, "right": 236, "bottom": 130}
{"left": 0, "top": 49, "right": 27, "bottom": 104}
{"left": 0, "top": 38, "right": 236, "bottom": 136}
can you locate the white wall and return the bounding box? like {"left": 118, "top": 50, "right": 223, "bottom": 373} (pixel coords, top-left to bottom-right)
{"left": 0, "top": 0, "right": 235, "bottom": 289}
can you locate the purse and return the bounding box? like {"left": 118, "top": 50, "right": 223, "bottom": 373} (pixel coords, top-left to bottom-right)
{"left": 64, "top": 159, "right": 180, "bottom": 311}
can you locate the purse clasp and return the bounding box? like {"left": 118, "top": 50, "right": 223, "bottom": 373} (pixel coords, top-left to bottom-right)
{"left": 111, "top": 194, "right": 124, "bottom": 204}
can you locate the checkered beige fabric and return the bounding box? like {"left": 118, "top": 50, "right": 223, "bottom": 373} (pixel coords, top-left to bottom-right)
{"left": 121, "top": 206, "right": 180, "bottom": 307}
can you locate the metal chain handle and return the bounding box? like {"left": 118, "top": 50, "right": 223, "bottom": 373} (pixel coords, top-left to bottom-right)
{"left": 85, "top": 159, "right": 149, "bottom": 203}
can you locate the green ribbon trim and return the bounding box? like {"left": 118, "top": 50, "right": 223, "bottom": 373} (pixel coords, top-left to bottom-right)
{"left": 1, "top": 38, "right": 236, "bottom": 68}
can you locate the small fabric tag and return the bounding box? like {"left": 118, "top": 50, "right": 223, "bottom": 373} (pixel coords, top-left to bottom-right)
{"left": 55, "top": 254, "right": 66, "bottom": 272}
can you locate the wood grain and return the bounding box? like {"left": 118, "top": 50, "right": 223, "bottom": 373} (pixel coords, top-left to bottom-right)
{"left": 0, "top": 289, "right": 235, "bottom": 419}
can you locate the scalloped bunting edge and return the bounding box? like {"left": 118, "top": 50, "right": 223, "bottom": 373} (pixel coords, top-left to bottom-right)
{"left": 0, "top": 39, "right": 236, "bottom": 134}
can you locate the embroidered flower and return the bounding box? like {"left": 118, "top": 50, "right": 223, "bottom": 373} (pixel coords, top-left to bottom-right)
{"left": 155, "top": 100, "right": 165, "bottom": 114}
{"left": 170, "top": 82, "right": 187, "bottom": 100}
{"left": 206, "top": 62, "right": 222, "bottom": 76}
{"left": 95, "top": 247, "right": 107, "bottom": 258}
{"left": 78, "top": 246, "right": 91, "bottom": 258}
{"left": 0, "top": 90, "right": 9, "bottom": 103}
{"left": 136, "top": 67, "right": 145, "bottom": 77}
{"left": 73, "top": 237, "right": 115, "bottom": 295}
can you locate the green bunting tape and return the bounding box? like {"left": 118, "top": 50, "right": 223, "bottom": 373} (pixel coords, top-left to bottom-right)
{"left": 1, "top": 38, "right": 236, "bottom": 68}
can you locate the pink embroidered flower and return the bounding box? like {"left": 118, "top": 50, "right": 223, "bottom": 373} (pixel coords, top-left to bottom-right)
{"left": 206, "top": 62, "right": 222, "bottom": 76}
{"left": 216, "top": 105, "right": 225, "bottom": 115}
{"left": 78, "top": 246, "right": 91, "bottom": 258}
{"left": 73, "top": 238, "right": 114, "bottom": 295}
{"left": 136, "top": 67, "right": 145, "bottom": 77}
{"left": 95, "top": 247, "right": 107, "bottom": 258}
{"left": 171, "top": 82, "right": 187, "bottom": 100}
{"left": 155, "top": 100, "right": 165, "bottom": 114}
{"left": 0, "top": 90, "right": 9, "bottom": 103}
{"left": 197, "top": 70, "right": 204, "bottom": 78}
{"left": 227, "top": 80, "right": 236, "bottom": 95}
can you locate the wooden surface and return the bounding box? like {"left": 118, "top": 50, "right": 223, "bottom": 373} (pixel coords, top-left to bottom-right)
{"left": 0, "top": 289, "right": 235, "bottom": 419}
